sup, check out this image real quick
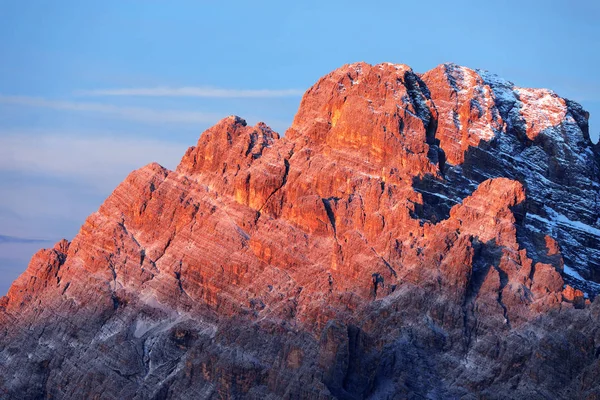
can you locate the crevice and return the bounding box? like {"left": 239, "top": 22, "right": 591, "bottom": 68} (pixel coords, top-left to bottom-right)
{"left": 322, "top": 197, "right": 338, "bottom": 239}
{"left": 111, "top": 367, "right": 136, "bottom": 381}
{"left": 258, "top": 151, "right": 293, "bottom": 213}
{"left": 245, "top": 131, "right": 258, "bottom": 157}
{"left": 357, "top": 194, "right": 367, "bottom": 226}
{"left": 253, "top": 210, "right": 261, "bottom": 225}
{"left": 174, "top": 260, "right": 190, "bottom": 298}
{"left": 404, "top": 73, "right": 448, "bottom": 182}
{"left": 111, "top": 293, "right": 119, "bottom": 310}
{"left": 107, "top": 258, "right": 117, "bottom": 291}
{"left": 140, "top": 249, "right": 146, "bottom": 266}
{"left": 398, "top": 118, "right": 405, "bottom": 136}
{"left": 437, "top": 147, "right": 447, "bottom": 176}
{"left": 371, "top": 247, "right": 397, "bottom": 278}
{"left": 153, "top": 232, "right": 175, "bottom": 266}
{"left": 61, "top": 282, "right": 70, "bottom": 295}
{"left": 494, "top": 266, "right": 511, "bottom": 329}
{"left": 403, "top": 72, "right": 433, "bottom": 134}
{"left": 371, "top": 273, "right": 384, "bottom": 299}
{"left": 528, "top": 260, "right": 536, "bottom": 285}
{"left": 104, "top": 256, "right": 121, "bottom": 310}
{"left": 187, "top": 203, "right": 201, "bottom": 235}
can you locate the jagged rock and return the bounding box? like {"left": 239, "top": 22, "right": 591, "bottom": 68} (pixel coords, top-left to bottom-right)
{"left": 1, "top": 61, "right": 600, "bottom": 399}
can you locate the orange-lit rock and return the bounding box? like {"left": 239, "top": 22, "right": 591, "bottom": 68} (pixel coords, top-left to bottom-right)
{"left": 516, "top": 87, "right": 567, "bottom": 140}
{"left": 1, "top": 61, "right": 599, "bottom": 399}
{"left": 545, "top": 235, "right": 561, "bottom": 256}
{"left": 421, "top": 63, "right": 503, "bottom": 164}
{"left": 562, "top": 284, "right": 586, "bottom": 309}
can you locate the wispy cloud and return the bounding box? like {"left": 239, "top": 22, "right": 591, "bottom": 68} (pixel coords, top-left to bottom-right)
{"left": 0, "top": 95, "right": 220, "bottom": 124}
{"left": 0, "top": 235, "right": 52, "bottom": 244}
{"left": 76, "top": 87, "right": 305, "bottom": 98}
{"left": 0, "top": 130, "right": 188, "bottom": 188}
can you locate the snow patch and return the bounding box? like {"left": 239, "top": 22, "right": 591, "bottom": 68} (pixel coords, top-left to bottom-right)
{"left": 527, "top": 208, "right": 600, "bottom": 237}
{"left": 563, "top": 264, "right": 586, "bottom": 281}
{"left": 515, "top": 87, "right": 567, "bottom": 139}
{"left": 546, "top": 207, "right": 600, "bottom": 237}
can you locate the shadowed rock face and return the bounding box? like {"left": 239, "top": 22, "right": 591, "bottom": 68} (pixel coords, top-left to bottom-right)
{"left": 1, "top": 62, "right": 600, "bottom": 400}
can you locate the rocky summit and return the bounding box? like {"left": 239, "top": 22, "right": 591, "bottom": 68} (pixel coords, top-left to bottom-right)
{"left": 1, "top": 62, "right": 600, "bottom": 399}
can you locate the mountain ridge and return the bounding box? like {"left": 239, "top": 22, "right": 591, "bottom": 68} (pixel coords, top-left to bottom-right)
{"left": 1, "top": 61, "right": 599, "bottom": 399}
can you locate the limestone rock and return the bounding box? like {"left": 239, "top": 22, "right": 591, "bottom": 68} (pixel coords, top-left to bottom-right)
{"left": 1, "top": 61, "right": 600, "bottom": 399}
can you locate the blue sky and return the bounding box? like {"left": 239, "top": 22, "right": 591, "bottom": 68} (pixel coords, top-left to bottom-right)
{"left": 1, "top": 0, "right": 599, "bottom": 294}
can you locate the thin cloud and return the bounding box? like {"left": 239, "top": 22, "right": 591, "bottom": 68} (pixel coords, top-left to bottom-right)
{"left": 0, "top": 131, "right": 188, "bottom": 189}
{"left": 76, "top": 87, "right": 305, "bottom": 98}
{"left": 0, "top": 235, "right": 52, "bottom": 244}
{"left": 0, "top": 95, "right": 220, "bottom": 124}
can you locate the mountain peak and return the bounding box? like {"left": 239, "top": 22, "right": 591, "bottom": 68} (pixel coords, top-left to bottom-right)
{"left": 1, "top": 62, "right": 600, "bottom": 399}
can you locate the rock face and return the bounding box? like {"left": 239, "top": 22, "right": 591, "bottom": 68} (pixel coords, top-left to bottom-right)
{"left": 1, "top": 62, "right": 600, "bottom": 399}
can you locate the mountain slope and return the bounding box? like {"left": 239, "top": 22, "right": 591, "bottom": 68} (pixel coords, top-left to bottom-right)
{"left": 1, "top": 62, "right": 600, "bottom": 399}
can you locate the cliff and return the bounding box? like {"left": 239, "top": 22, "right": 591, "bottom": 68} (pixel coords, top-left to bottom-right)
{"left": 1, "top": 62, "right": 599, "bottom": 399}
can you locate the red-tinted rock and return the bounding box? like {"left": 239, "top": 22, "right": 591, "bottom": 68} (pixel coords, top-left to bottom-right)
{"left": 421, "top": 64, "right": 503, "bottom": 164}
{"left": 516, "top": 88, "right": 567, "bottom": 140}
{"left": 1, "top": 61, "right": 599, "bottom": 399}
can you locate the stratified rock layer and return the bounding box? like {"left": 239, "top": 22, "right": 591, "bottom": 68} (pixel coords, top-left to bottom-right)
{"left": 1, "top": 62, "right": 600, "bottom": 399}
